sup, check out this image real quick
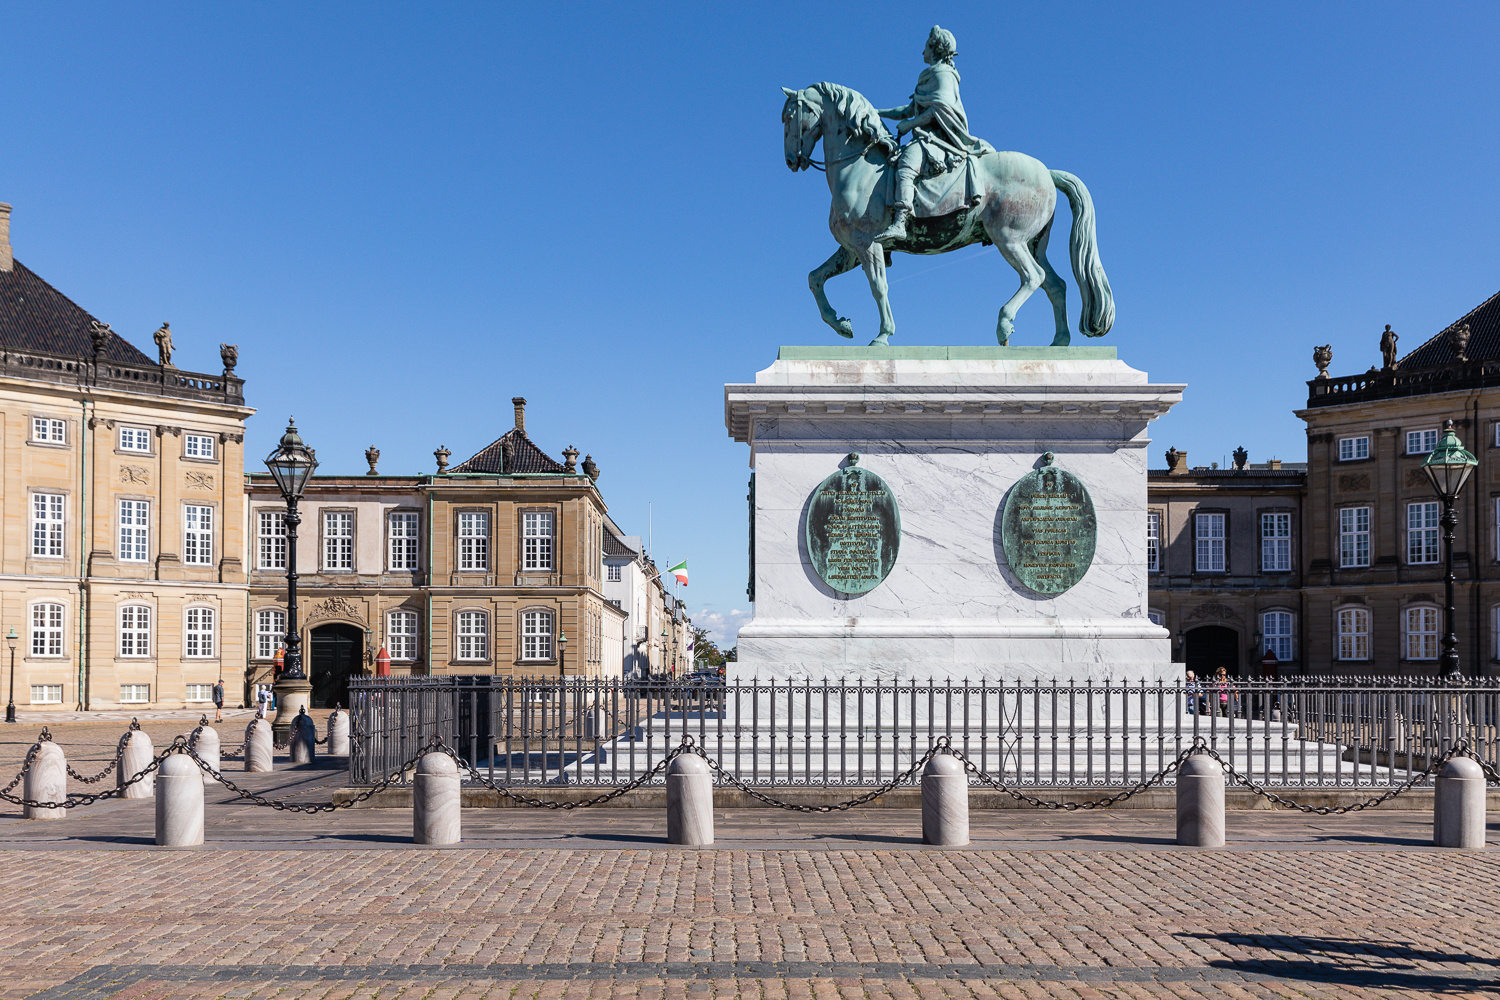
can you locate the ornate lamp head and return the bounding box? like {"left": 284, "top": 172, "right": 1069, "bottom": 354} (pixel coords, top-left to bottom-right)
{"left": 1420, "top": 419, "right": 1477, "bottom": 501}
{"left": 264, "top": 417, "right": 318, "bottom": 500}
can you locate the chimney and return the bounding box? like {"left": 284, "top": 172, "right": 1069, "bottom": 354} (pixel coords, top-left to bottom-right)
{"left": 1268, "top": 458, "right": 1282, "bottom": 470}
{"left": 0, "top": 203, "right": 12, "bottom": 273}
{"left": 512, "top": 397, "right": 527, "bottom": 435}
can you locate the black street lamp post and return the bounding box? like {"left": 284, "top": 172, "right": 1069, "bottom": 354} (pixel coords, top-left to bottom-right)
{"left": 5, "top": 628, "right": 17, "bottom": 723}
{"left": 264, "top": 418, "right": 318, "bottom": 740}
{"left": 1420, "top": 420, "right": 1478, "bottom": 677}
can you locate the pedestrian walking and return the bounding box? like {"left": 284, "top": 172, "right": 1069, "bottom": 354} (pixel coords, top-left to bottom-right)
{"left": 212, "top": 678, "right": 225, "bottom": 722}
{"left": 1215, "top": 667, "right": 1236, "bottom": 717}
{"left": 255, "top": 685, "right": 271, "bottom": 719}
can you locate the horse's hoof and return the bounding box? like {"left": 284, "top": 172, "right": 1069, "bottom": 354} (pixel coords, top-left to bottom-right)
{"left": 835, "top": 319, "right": 854, "bottom": 339}
{"left": 867, "top": 334, "right": 890, "bottom": 347}
{"left": 1050, "top": 332, "right": 1071, "bottom": 347}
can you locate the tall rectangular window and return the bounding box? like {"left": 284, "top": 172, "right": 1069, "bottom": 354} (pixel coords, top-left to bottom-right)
{"left": 258, "top": 511, "right": 287, "bottom": 570}
{"left": 1338, "top": 607, "right": 1370, "bottom": 661}
{"left": 185, "top": 607, "right": 215, "bottom": 658}
{"left": 1146, "top": 512, "right": 1161, "bottom": 573}
{"left": 31, "top": 417, "right": 65, "bottom": 443}
{"left": 119, "top": 605, "right": 151, "bottom": 657}
{"left": 455, "top": 611, "right": 487, "bottom": 661}
{"left": 1338, "top": 436, "right": 1370, "bottom": 461}
{"left": 1194, "top": 513, "right": 1225, "bottom": 573}
{"left": 1407, "top": 501, "right": 1440, "bottom": 564}
{"left": 323, "top": 511, "right": 353, "bottom": 570}
{"left": 256, "top": 608, "right": 285, "bottom": 659}
{"left": 1261, "top": 611, "right": 1293, "bottom": 664}
{"left": 389, "top": 512, "right": 419, "bottom": 570}
{"left": 1260, "top": 512, "right": 1291, "bottom": 572}
{"left": 1339, "top": 507, "right": 1370, "bottom": 568}
{"left": 388, "top": 610, "right": 418, "bottom": 660}
{"left": 118, "top": 500, "right": 149, "bottom": 562}
{"left": 522, "top": 609, "right": 553, "bottom": 660}
{"left": 31, "top": 603, "right": 63, "bottom": 657}
{"left": 523, "top": 511, "right": 554, "bottom": 571}
{"left": 183, "top": 505, "right": 214, "bottom": 565}
{"left": 118, "top": 427, "right": 152, "bottom": 453}
{"left": 1406, "top": 428, "right": 1439, "bottom": 455}
{"left": 184, "top": 433, "right": 215, "bottom": 459}
{"left": 458, "top": 512, "right": 489, "bottom": 571}
{"left": 607, "top": 563, "right": 622, "bottom": 582}
{"left": 31, "top": 493, "right": 64, "bottom": 557}
{"left": 1405, "top": 606, "right": 1438, "bottom": 660}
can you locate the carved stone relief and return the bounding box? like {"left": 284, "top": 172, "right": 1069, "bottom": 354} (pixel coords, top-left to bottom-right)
{"left": 1338, "top": 473, "right": 1369, "bottom": 492}
{"left": 1405, "top": 468, "right": 1429, "bottom": 489}
{"left": 185, "top": 472, "right": 215, "bottom": 491}
{"left": 306, "top": 596, "right": 367, "bottom": 625}
{"left": 119, "top": 465, "right": 150, "bottom": 485}
{"left": 1187, "top": 601, "right": 1241, "bottom": 622}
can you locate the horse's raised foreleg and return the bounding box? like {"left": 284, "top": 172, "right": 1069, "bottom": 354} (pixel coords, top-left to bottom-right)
{"left": 994, "top": 239, "right": 1046, "bottom": 346}
{"left": 1031, "top": 222, "right": 1070, "bottom": 347}
{"left": 809, "top": 245, "right": 859, "bottom": 339}
{"left": 852, "top": 239, "right": 895, "bottom": 346}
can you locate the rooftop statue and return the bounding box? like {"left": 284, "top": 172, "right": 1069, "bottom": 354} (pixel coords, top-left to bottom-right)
{"left": 782, "top": 26, "right": 1114, "bottom": 347}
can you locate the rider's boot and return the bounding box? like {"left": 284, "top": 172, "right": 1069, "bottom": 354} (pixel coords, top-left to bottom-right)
{"left": 873, "top": 163, "right": 919, "bottom": 244}
{"left": 873, "top": 206, "right": 910, "bottom": 244}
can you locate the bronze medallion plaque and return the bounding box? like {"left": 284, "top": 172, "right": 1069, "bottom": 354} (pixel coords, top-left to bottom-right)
{"left": 1000, "top": 453, "right": 1097, "bottom": 595}
{"left": 806, "top": 454, "right": 900, "bottom": 595}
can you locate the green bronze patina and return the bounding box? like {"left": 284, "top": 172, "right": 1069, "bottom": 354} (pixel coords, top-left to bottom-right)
{"left": 1001, "top": 453, "right": 1096, "bottom": 595}
{"left": 806, "top": 454, "right": 900, "bottom": 595}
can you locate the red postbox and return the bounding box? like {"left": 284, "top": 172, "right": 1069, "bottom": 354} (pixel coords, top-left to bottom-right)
{"left": 375, "top": 645, "right": 391, "bottom": 677}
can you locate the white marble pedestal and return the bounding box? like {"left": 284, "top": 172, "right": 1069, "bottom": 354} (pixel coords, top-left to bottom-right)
{"left": 725, "top": 346, "right": 1184, "bottom": 683}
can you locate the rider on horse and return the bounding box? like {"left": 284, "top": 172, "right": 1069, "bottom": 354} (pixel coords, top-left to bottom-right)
{"left": 872, "top": 25, "right": 992, "bottom": 244}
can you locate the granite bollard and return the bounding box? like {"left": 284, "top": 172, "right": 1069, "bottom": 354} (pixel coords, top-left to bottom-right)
{"left": 666, "top": 753, "right": 713, "bottom": 845}
{"left": 921, "top": 753, "right": 969, "bottom": 846}
{"left": 289, "top": 708, "right": 317, "bottom": 764}
{"left": 191, "top": 723, "right": 220, "bottom": 785}
{"left": 117, "top": 729, "right": 155, "bottom": 798}
{"left": 245, "top": 719, "right": 273, "bottom": 772}
{"left": 1434, "top": 756, "right": 1486, "bottom": 849}
{"left": 155, "top": 754, "right": 205, "bottom": 847}
{"left": 327, "top": 709, "right": 350, "bottom": 756}
{"left": 413, "top": 752, "right": 461, "bottom": 845}
{"left": 23, "top": 741, "right": 67, "bottom": 820}
{"left": 1176, "top": 753, "right": 1225, "bottom": 847}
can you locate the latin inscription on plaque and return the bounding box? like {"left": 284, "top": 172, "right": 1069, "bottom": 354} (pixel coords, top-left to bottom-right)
{"left": 1000, "top": 453, "right": 1097, "bottom": 595}
{"left": 806, "top": 454, "right": 900, "bottom": 596}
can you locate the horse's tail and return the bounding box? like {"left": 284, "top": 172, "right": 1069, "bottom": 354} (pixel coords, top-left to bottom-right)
{"left": 1050, "top": 170, "right": 1115, "bottom": 337}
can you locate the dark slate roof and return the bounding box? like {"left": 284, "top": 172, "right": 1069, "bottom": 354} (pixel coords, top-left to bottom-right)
{"left": 449, "top": 428, "right": 568, "bottom": 474}
{"left": 1398, "top": 288, "right": 1500, "bottom": 368}
{"left": 0, "top": 260, "right": 154, "bottom": 364}
{"left": 604, "top": 532, "right": 637, "bottom": 557}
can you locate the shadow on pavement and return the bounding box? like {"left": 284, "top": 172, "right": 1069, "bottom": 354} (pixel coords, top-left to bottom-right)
{"left": 1186, "top": 932, "right": 1500, "bottom": 992}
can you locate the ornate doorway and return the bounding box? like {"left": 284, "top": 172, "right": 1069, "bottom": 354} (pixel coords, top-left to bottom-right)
{"left": 1185, "top": 625, "right": 1240, "bottom": 680}
{"left": 310, "top": 623, "right": 363, "bottom": 709}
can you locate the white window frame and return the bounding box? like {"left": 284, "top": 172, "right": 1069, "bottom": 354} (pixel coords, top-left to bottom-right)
{"left": 1406, "top": 428, "right": 1439, "bottom": 455}
{"left": 29, "top": 685, "right": 62, "bottom": 705}
{"left": 1148, "top": 610, "right": 1165, "bottom": 627}
{"left": 31, "top": 493, "right": 65, "bottom": 558}
{"left": 389, "top": 512, "right": 419, "bottom": 571}
{"left": 607, "top": 562, "right": 622, "bottom": 582}
{"left": 1407, "top": 501, "right": 1440, "bottom": 565}
{"left": 455, "top": 610, "right": 488, "bottom": 661}
{"left": 118, "top": 605, "right": 151, "bottom": 658}
{"left": 523, "top": 511, "right": 554, "bottom": 571}
{"left": 388, "top": 610, "right": 419, "bottom": 660}
{"left": 1261, "top": 610, "right": 1294, "bottom": 664}
{"left": 1339, "top": 506, "right": 1371, "bottom": 569}
{"left": 30, "top": 417, "right": 65, "bottom": 443}
{"left": 183, "top": 505, "right": 214, "bottom": 566}
{"left": 1495, "top": 423, "right": 1500, "bottom": 449}
{"left": 185, "top": 683, "right": 213, "bottom": 703}
{"left": 1147, "top": 511, "right": 1161, "bottom": 573}
{"left": 522, "top": 609, "right": 554, "bottom": 661}
{"left": 185, "top": 606, "right": 216, "bottom": 658}
{"left": 118, "top": 426, "right": 152, "bottom": 453}
{"left": 118, "top": 499, "right": 149, "bottom": 563}
{"left": 258, "top": 511, "right": 287, "bottom": 570}
{"left": 1404, "top": 606, "right": 1439, "bottom": 661}
{"left": 458, "top": 512, "right": 489, "bottom": 572}
{"left": 184, "top": 433, "right": 215, "bottom": 460}
{"left": 1337, "top": 436, "right": 1370, "bottom": 462}
{"left": 119, "top": 684, "right": 150, "bottom": 704}
{"left": 323, "top": 511, "right": 354, "bottom": 571}
{"left": 1337, "top": 607, "right": 1370, "bottom": 661}
{"left": 1260, "top": 511, "right": 1291, "bottom": 573}
{"left": 255, "top": 608, "right": 286, "bottom": 660}
{"left": 1194, "top": 512, "right": 1225, "bottom": 573}
{"left": 30, "top": 603, "right": 64, "bottom": 657}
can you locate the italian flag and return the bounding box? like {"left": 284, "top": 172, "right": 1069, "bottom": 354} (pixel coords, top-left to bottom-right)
{"left": 667, "top": 560, "right": 689, "bottom": 585}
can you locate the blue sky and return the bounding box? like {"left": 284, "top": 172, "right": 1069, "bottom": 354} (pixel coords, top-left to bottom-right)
{"left": 3, "top": 3, "right": 1498, "bottom": 646}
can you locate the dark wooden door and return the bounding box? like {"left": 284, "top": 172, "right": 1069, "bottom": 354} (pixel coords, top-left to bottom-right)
{"left": 310, "top": 623, "right": 362, "bottom": 710}
{"left": 1186, "top": 625, "right": 1240, "bottom": 679}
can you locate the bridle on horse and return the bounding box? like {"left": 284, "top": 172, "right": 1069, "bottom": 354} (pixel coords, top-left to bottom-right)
{"left": 788, "top": 91, "right": 880, "bottom": 173}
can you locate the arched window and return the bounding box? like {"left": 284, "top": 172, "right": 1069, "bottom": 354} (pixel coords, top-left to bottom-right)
{"left": 255, "top": 608, "right": 286, "bottom": 660}
{"left": 119, "top": 605, "right": 151, "bottom": 658}
{"left": 185, "top": 607, "right": 216, "bottom": 658}
{"left": 30, "top": 603, "right": 64, "bottom": 657}
{"left": 455, "top": 611, "right": 488, "bottom": 661}
{"left": 521, "top": 609, "right": 554, "bottom": 660}
{"left": 1404, "top": 606, "right": 1439, "bottom": 661}
{"left": 1337, "top": 607, "right": 1369, "bottom": 661}
{"left": 1261, "top": 611, "right": 1294, "bottom": 664}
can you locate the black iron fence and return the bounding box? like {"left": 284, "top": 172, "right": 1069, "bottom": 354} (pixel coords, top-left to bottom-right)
{"left": 346, "top": 676, "right": 1500, "bottom": 789}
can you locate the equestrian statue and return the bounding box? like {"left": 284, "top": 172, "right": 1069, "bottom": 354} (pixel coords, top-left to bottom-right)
{"left": 782, "top": 26, "right": 1114, "bottom": 347}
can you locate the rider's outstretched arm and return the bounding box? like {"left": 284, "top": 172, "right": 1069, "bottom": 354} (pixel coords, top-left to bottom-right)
{"left": 876, "top": 103, "right": 913, "bottom": 120}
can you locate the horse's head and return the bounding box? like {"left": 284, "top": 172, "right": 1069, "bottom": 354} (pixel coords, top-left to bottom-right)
{"left": 781, "top": 86, "right": 820, "bottom": 172}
